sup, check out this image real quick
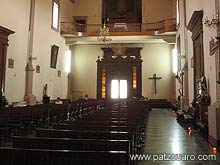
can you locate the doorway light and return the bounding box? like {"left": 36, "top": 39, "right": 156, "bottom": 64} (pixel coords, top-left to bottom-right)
{"left": 111, "top": 80, "right": 119, "bottom": 99}
{"left": 172, "top": 48, "right": 178, "bottom": 74}
{"left": 65, "top": 50, "right": 71, "bottom": 73}
{"left": 120, "top": 80, "right": 127, "bottom": 99}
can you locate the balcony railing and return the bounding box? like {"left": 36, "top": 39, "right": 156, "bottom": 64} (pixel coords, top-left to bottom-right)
{"left": 60, "top": 18, "right": 176, "bottom": 36}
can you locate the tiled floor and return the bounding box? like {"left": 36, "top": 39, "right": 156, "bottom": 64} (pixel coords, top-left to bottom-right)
{"left": 138, "top": 108, "right": 220, "bottom": 165}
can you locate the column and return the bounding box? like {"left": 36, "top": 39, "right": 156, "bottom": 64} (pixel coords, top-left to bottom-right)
{"left": 24, "top": 0, "right": 36, "bottom": 105}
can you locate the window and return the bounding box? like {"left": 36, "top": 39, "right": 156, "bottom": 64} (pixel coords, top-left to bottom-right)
{"left": 176, "top": 0, "right": 180, "bottom": 25}
{"left": 111, "top": 80, "right": 127, "bottom": 99}
{"left": 74, "top": 16, "right": 87, "bottom": 32}
{"left": 101, "top": 67, "right": 106, "bottom": 98}
{"left": 65, "top": 50, "right": 71, "bottom": 73}
{"left": 133, "top": 67, "right": 137, "bottom": 89}
{"left": 52, "top": 0, "right": 60, "bottom": 31}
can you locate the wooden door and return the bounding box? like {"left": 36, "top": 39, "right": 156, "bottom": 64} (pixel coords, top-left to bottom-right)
{"left": 0, "top": 26, "right": 14, "bottom": 107}
{"left": 193, "top": 34, "right": 204, "bottom": 97}
{"left": 187, "top": 10, "right": 204, "bottom": 98}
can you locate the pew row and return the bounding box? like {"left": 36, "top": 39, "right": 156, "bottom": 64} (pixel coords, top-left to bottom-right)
{"left": 12, "top": 136, "right": 132, "bottom": 154}
{"left": 0, "top": 147, "right": 128, "bottom": 165}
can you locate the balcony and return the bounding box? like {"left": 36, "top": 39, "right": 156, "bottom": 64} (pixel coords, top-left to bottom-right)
{"left": 61, "top": 18, "right": 177, "bottom": 37}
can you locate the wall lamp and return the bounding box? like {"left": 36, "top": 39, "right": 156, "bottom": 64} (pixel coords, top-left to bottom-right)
{"left": 204, "top": 10, "right": 220, "bottom": 28}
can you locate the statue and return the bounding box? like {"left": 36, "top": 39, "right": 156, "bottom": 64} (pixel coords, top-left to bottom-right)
{"left": 196, "top": 75, "right": 211, "bottom": 105}
{"left": 200, "top": 75, "right": 207, "bottom": 94}
{"left": 43, "top": 84, "right": 50, "bottom": 104}
{"left": 43, "top": 84, "right": 48, "bottom": 97}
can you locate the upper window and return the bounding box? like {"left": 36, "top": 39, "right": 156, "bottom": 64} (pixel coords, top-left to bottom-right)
{"left": 52, "top": 0, "right": 60, "bottom": 31}
{"left": 176, "top": 0, "right": 180, "bottom": 26}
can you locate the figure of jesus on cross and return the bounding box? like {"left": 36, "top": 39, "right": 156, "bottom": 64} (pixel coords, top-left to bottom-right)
{"left": 148, "top": 73, "right": 162, "bottom": 94}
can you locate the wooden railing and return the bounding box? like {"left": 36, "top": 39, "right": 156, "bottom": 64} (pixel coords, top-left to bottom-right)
{"left": 60, "top": 18, "right": 176, "bottom": 36}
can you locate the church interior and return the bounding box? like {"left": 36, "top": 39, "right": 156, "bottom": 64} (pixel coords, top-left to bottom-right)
{"left": 0, "top": 0, "right": 220, "bottom": 164}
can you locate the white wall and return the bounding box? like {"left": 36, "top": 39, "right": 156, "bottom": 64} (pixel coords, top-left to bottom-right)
{"left": 0, "top": 0, "right": 30, "bottom": 103}
{"left": 72, "top": 0, "right": 102, "bottom": 24}
{"left": 32, "top": 0, "right": 74, "bottom": 101}
{"left": 142, "top": 0, "right": 176, "bottom": 23}
{"left": 142, "top": 44, "right": 173, "bottom": 100}
{"left": 0, "top": 0, "right": 74, "bottom": 103}
{"left": 70, "top": 45, "right": 101, "bottom": 100}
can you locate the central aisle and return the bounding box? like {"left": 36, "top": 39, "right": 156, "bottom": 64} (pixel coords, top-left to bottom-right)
{"left": 138, "top": 108, "right": 220, "bottom": 165}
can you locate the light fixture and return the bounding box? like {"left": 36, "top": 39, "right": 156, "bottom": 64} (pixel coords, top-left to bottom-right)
{"left": 213, "top": 147, "right": 217, "bottom": 154}
{"left": 188, "top": 126, "right": 192, "bottom": 135}
{"left": 204, "top": 10, "right": 220, "bottom": 28}
{"left": 98, "top": 23, "right": 112, "bottom": 43}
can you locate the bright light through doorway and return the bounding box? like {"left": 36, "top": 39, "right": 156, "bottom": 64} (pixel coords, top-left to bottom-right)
{"left": 111, "top": 80, "right": 127, "bottom": 99}
{"left": 111, "top": 80, "right": 119, "bottom": 99}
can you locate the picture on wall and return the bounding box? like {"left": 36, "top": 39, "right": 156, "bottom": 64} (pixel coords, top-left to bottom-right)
{"left": 191, "top": 57, "right": 194, "bottom": 68}
{"left": 8, "top": 58, "right": 14, "bottom": 69}
{"left": 58, "top": 70, "right": 61, "bottom": 77}
{"left": 50, "top": 45, "right": 59, "bottom": 69}
{"left": 36, "top": 65, "right": 40, "bottom": 73}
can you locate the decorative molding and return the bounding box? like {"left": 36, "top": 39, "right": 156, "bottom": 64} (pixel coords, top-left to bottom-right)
{"left": 187, "top": 10, "right": 203, "bottom": 32}
{"left": 0, "top": 26, "right": 14, "bottom": 36}
{"left": 187, "top": 10, "right": 203, "bottom": 40}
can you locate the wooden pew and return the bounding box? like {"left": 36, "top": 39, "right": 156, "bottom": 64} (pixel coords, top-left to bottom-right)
{"left": 0, "top": 99, "right": 104, "bottom": 138}
{"left": 68, "top": 120, "right": 138, "bottom": 126}
{"left": 36, "top": 128, "right": 134, "bottom": 140}
{"left": 61, "top": 103, "right": 146, "bottom": 146}
{"left": 12, "top": 136, "right": 132, "bottom": 155}
{"left": 52, "top": 123, "right": 143, "bottom": 153}
{"left": 35, "top": 128, "right": 139, "bottom": 155}
{"left": 0, "top": 110, "right": 9, "bottom": 143}
{"left": 0, "top": 147, "right": 129, "bottom": 165}
{"left": 0, "top": 100, "right": 147, "bottom": 165}
{"left": 52, "top": 123, "right": 136, "bottom": 132}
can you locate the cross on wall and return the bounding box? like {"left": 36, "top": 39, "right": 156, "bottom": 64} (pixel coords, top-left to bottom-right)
{"left": 148, "top": 73, "right": 162, "bottom": 94}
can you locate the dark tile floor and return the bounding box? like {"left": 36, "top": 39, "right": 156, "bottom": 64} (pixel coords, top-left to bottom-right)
{"left": 138, "top": 108, "right": 220, "bottom": 165}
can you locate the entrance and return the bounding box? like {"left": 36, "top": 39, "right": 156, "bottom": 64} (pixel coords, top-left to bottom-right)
{"left": 111, "top": 80, "right": 127, "bottom": 99}
{"left": 96, "top": 46, "right": 142, "bottom": 100}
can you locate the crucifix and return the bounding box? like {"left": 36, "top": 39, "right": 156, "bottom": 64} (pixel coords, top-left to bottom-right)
{"left": 148, "top": 73, "right": 162, "bottom": 94}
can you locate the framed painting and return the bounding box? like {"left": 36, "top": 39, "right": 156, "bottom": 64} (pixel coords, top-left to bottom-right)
{"left": 50, "top": 45, "right": 59, "bottom": 69}
{"left": 36, "top": 65, "right": 40, "bottom": 73}
{"left": 58, "top": 70, "right": 61, "bottom": 77}
{"left": 8, "top": 58, "right": 14, "bottom": 69}
{"left": 191, "top": 57, "right": 194, "bottom": 68}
